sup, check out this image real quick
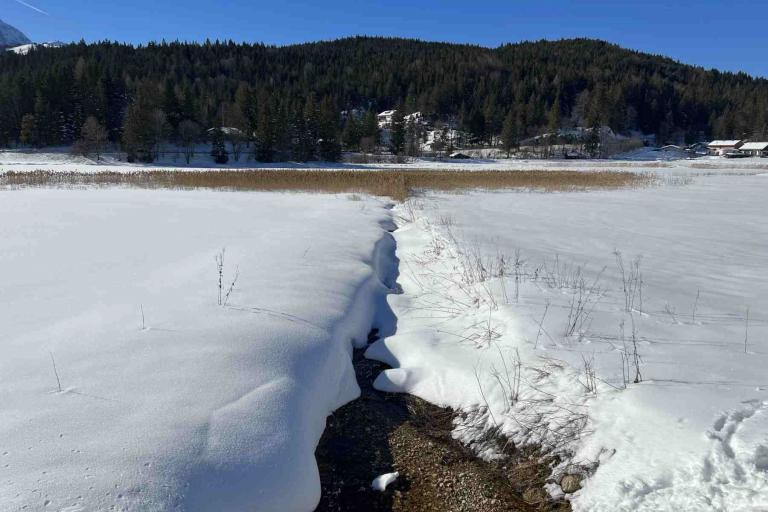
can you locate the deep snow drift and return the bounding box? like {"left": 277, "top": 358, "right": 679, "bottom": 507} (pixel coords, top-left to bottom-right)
{"left": 0, "top": 188, "right": 394, "bottom": 511}
{"left": 368, "top": 174, "right": 768, "bottom": 511}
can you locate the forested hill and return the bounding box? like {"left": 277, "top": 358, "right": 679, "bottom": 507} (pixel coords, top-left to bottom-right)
{"left": 1, "top": 36, "right": 767, "bottom": 149}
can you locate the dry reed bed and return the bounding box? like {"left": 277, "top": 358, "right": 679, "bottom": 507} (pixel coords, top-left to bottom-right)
{"left": 0, "top": 169, "right": 651, "bottom": 199}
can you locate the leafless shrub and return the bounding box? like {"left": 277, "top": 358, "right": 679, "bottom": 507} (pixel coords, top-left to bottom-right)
{"left": 541, "top": 254, "right": 584, "bottom": 289}
{"left": 692, "top": 289, "right": 700, "bottom": 323}
{"left": 564, "top": 271, "right": 604, "bottom": 338}
{"left": 614, "top": 250, "right": 643, "bottom": 313}
{"left": 223, "top": 266, "right": 240, "bottom": 307}
{"left": 628, "top": 314, "right": 643, "bottom": 383}
{"left": 216, "top": 249, "right": 225, "bottom": 306}
{"left": 215, "top": 248, "right": 240, "bottom": 306}
{"left": 440, "top": 312, "right": 503, "bottom": 349}
{"left": 664, "top": 302, "right": 678, "bottom": 323}
{"left": 581, "top": 354, "right": 598, "bottom": 395}
{"left": 498, "top": 251, "right": 509, "bottom": 304}
{"left": 512, "top": 249, "right": 525, "bottom": 303}
{"left": 436, "top": 214, "right": 455, "bottom": 228}
{"left": 50, "top": 352, "right": 62, "bottom": 392}
{"left": 489, "top": 347, "right": 523, "bottom": 410}
{"left": 534, "top": 300, "right": 551, "bottom": 349}
{"left": 745, "top": 306, "right": 751, "bottom": 353}
{"left": 401, "top": 197, "right": 424, "bottom": 223}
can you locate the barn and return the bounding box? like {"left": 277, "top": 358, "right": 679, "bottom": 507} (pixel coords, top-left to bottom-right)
{"left": 707, "top": 140, "right": 743, "bottom": 156}
{"left": 738, "top": 142, "right": 768, "bottom": 157}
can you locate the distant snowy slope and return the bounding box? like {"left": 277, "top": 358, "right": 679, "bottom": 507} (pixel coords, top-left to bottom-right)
{"left": 6, "top": 43, "right": 34, "bottom": 54}
{"left": 0, "top": 19, "right": 31, "bottom": 48}
{"left": 6, "top": 41, "right": 64, "bottom": 54}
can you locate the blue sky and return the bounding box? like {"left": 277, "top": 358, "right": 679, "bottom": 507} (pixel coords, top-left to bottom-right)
{"left": 4, "top": 0, "right": 767, "bottom": 77}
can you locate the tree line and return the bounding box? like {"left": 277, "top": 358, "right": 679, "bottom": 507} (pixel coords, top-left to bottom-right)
{"left": 2, "top": 37, "right": 768, "bottom": 161}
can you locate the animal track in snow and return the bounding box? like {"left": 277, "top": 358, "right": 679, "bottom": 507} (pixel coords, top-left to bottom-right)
{"left": 704, "top": 400, "right": 768, "bottom": 492}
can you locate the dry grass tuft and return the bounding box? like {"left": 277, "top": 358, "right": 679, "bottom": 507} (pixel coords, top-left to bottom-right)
{"left": 0, "top": 169, "right": 651, "bottom": 200}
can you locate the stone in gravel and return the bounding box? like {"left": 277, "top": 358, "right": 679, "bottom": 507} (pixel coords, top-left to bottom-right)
{"left": 523, "top": 487, "right": 549, "bottom": 505}
{"left": 560, "top": 474, "right": 583, "bottom": 493}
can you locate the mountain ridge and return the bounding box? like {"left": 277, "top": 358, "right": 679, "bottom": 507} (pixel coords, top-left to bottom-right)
{"left": 0, "top": 19, "right": 31, "bottom": 48}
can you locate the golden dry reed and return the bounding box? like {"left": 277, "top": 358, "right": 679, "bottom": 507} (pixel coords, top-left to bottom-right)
{"left": 0, "top": 169, "right": 650, "bottom": 200}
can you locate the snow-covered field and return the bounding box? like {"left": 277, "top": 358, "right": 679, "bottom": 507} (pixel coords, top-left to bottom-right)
{"left": 2, "top": 148, "right": 768, "bottom": 175}
{"left": 3, "top": 165, "right": 767, "bottom": 511}
{"left": 0, "top": 188, "right": 395, "bottom": 511}
{"left": 368, "top": 173, "right": 768, "bottom": 511}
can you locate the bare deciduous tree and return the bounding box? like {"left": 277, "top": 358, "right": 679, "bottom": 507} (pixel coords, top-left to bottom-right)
{"left": 178, "top": 120, "right": 201, "bottom": 164}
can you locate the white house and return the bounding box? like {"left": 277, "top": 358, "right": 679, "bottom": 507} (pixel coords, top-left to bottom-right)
{"left": 404, "top": 111, "right": 424, "bottom": 125}
{"left": 378, "top": 110, "right": 424, "bottom": 129}
{"left": 377, "top": 110, "right": 396, "bottom": 128}
{"left": 737, "top": 142, "right": 768, "bottom": 157}
{"left": 707, "top": 140, "right": 743, "bottom": 155}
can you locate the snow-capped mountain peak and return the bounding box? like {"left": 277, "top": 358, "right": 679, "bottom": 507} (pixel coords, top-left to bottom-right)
{"left": 0, "top": 19, "right": 31, "bottom": 48}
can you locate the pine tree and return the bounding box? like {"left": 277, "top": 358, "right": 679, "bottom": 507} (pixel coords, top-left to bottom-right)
{"left": 318, "top": 97, "right": 342, "bottom": 162}
{"left": 342, "top": 114, "right": 362, "bottom": 151}
{"left": 547, "top": 91, "right": 561, "bottom": 134}
{"left": 584, "top": 120, "right": 601, "bottom": 158}
{"left": 501, "top": 110, "right": 518, "bottom": 157}
{"left": 302, "top": 95, "right": 319, "bottom": 160}
{"left": 163, "top": 80, "right": 182, "bottom": 134}
{"left": 405, "top": 116, "right": 420, "bottom": 156}
{"left": 255, "top": 98, "right": 275, "bottom": 162}
{"left": 19, "top": 114, "right": 37, "bottom": 147}
{"left": 210, "top": 128, "right": 229, "bottom": 164}
{"left": 360, "top": 110, "right": 380, "bottom": 153}
{"left": 389, "top": 108, "right": 406, "bottom": 154}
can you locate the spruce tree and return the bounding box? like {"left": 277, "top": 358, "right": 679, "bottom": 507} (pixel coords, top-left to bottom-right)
{"left": 389, "top": 108, "right": 406, "bottom": 155}
{"left": 210, "top": 128, "right": 229, "bottom": 164}
{"left": 19, "top": 114, "right": 37, "bottom": 147}
{"left": 255, "top": 99, "right": 275, "bottom": 162}
{"left": 342, "top": 115, "right": 361, "bottom": 151}
{"left": 501, "top": 110, "right": 518, "bottom": 157}
{"left": 318, "top": 97, "right": 342, "bottom": 162}
{"left": 360, "top": 110, "right": 380, "bottom": 153}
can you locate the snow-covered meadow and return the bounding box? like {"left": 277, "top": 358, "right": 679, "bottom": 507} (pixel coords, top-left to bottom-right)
{"left": 0, "top": 188, "right": 395, "bottom": 511}
{"left": 2, "top": 163, "right": 766, "bottom": 511}
{"left": 3, "top": 147, "right": 768, "bottom": 176}
{"left": 368, "top": 173, "right": 768, "bottom": 511}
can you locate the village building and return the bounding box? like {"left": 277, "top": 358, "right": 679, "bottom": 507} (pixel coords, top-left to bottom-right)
{"left": 707, "top": 140, "right": 743, "bottom": 155}
{"left": 737, "top": 142, "right": 768, "bottom": 157}
{"left": 377, "top": 110, "right": 396, "bottom": 128}
{"left": 377, "top": 110, "right": 424, "bottom": 128}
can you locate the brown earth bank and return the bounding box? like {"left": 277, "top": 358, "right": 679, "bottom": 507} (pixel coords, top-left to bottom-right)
{"left": 314, "top": 330, "right": 571, "bottom": 512}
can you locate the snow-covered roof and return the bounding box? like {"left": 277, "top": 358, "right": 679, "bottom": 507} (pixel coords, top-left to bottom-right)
{"left": 207, "top": 127, "right": 245, "bottom": 136}
{"left": 708, "top": 140, "right": 742, "bottom": 147}
{"left": 378, "top": 110, "right": 396, "bottom": 117}
{"left": 739, "top": 142, "right": 768, "bottom": 150}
